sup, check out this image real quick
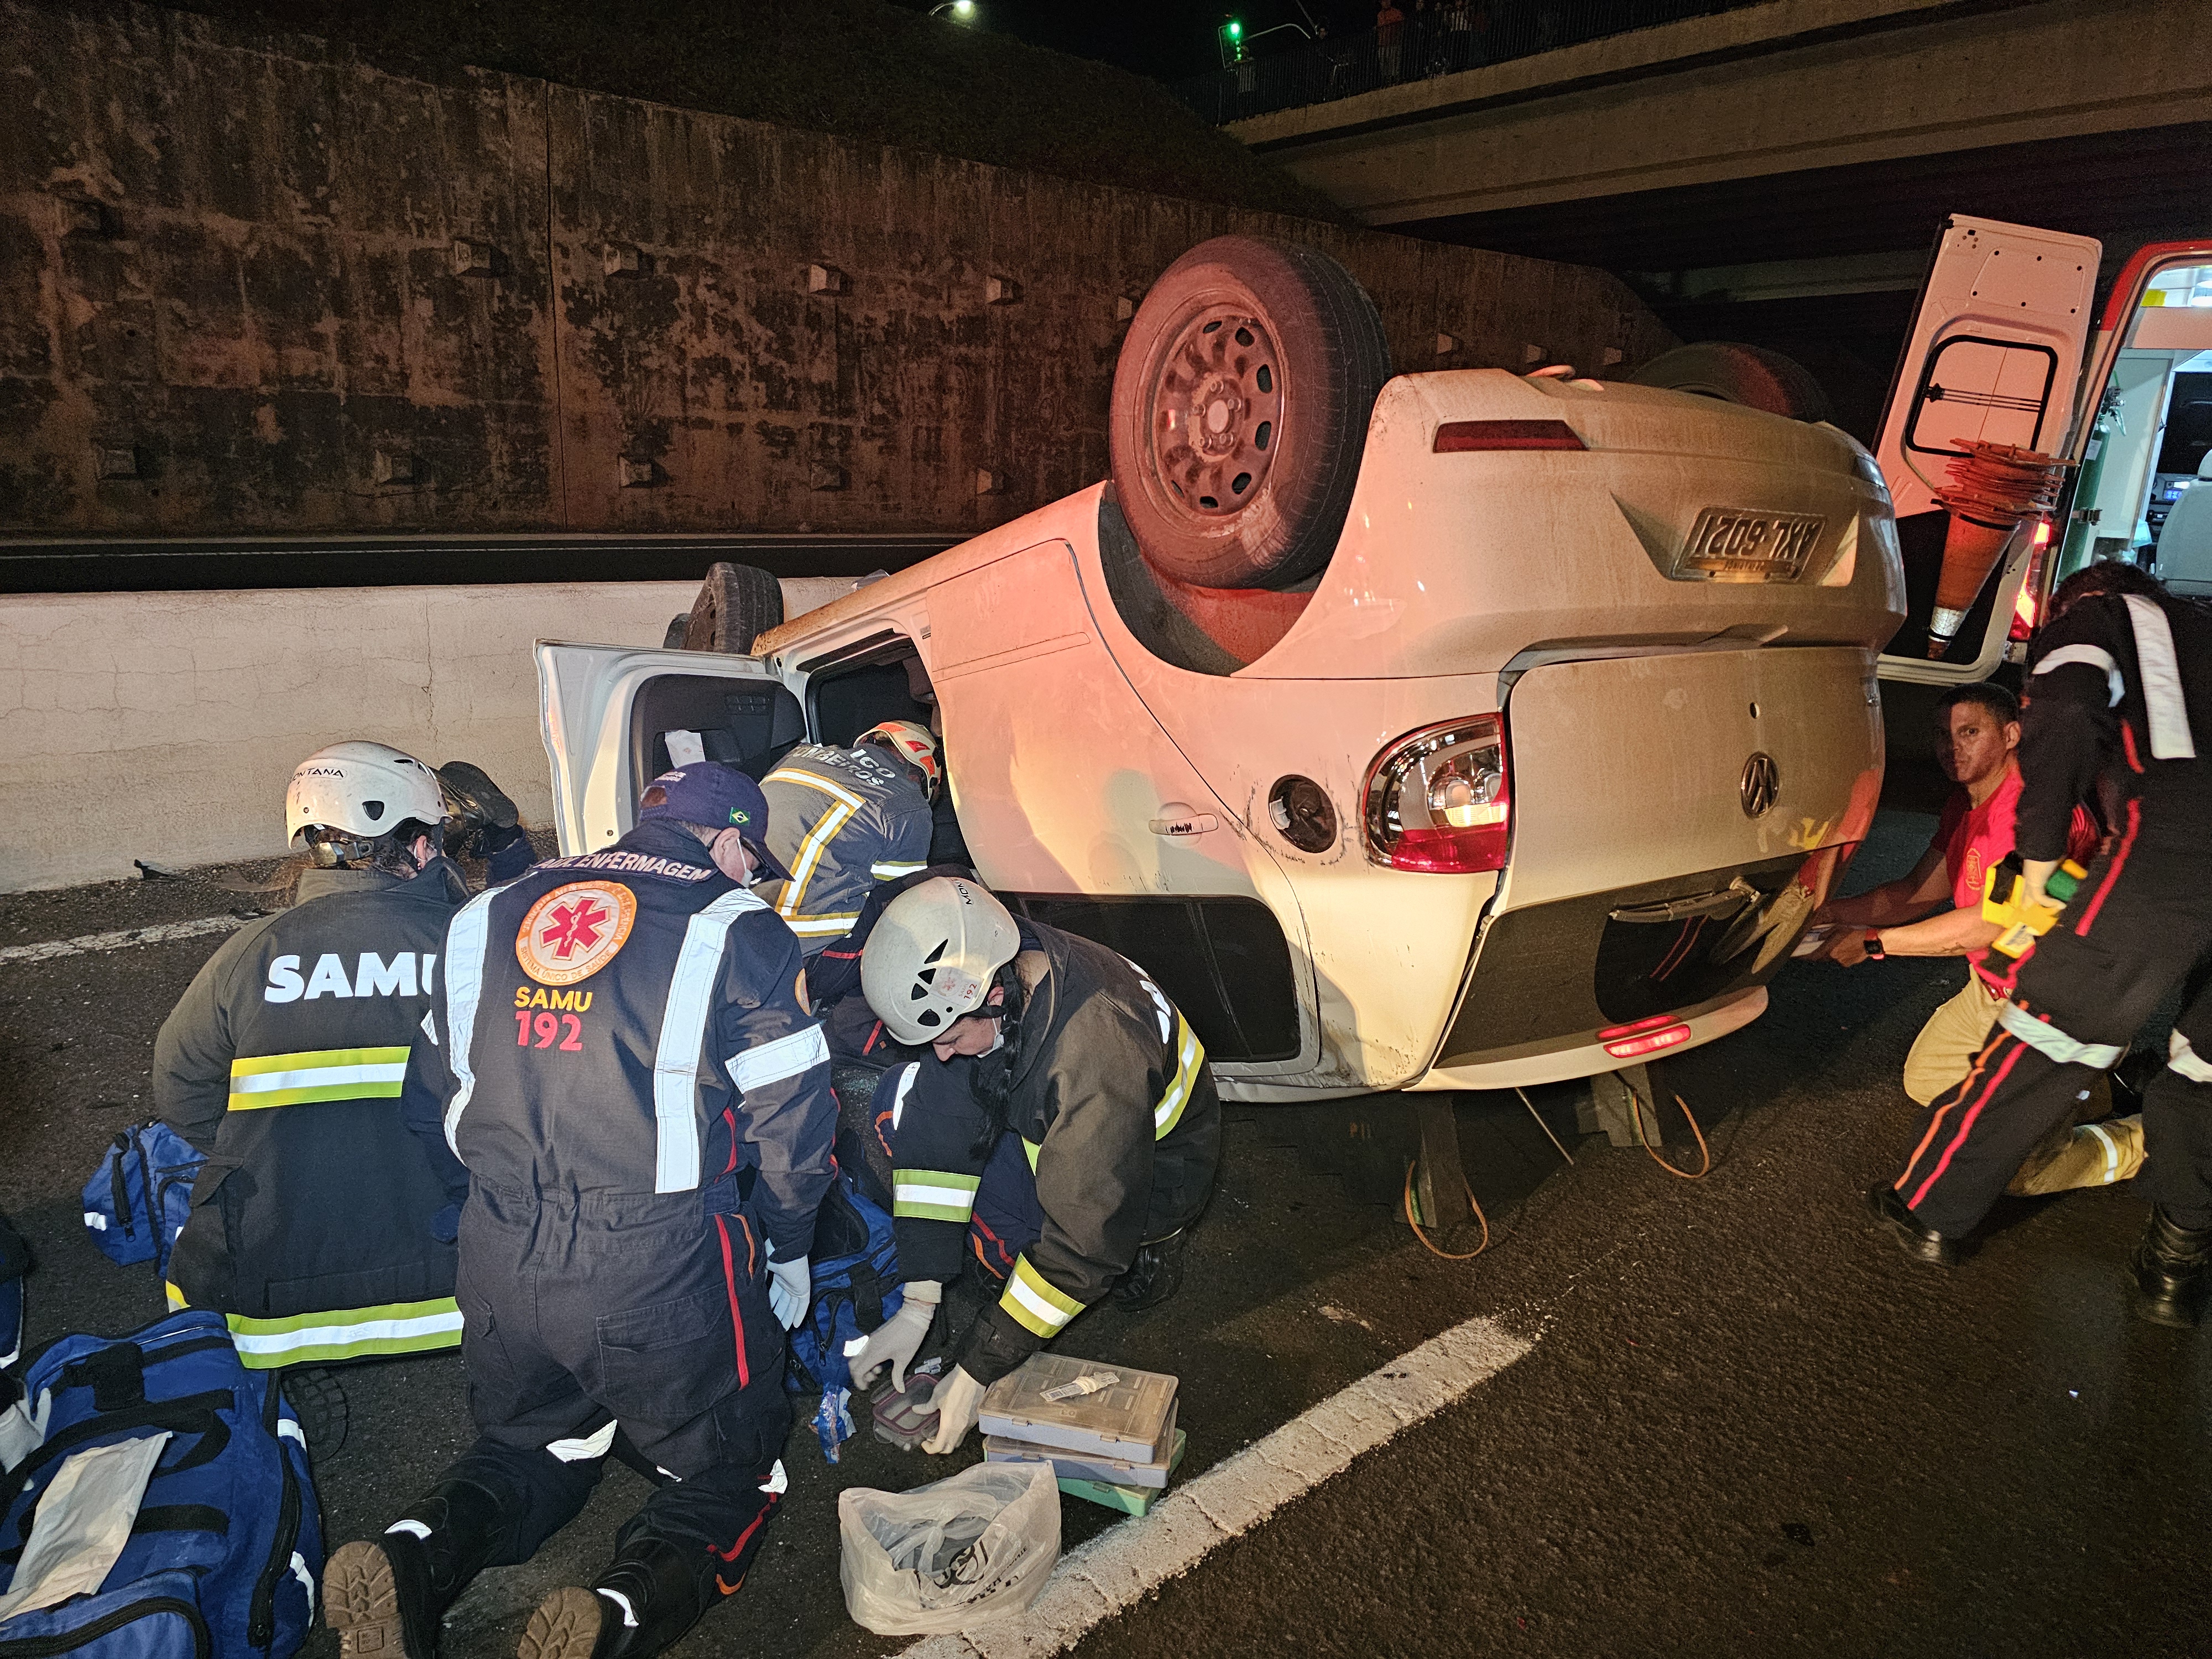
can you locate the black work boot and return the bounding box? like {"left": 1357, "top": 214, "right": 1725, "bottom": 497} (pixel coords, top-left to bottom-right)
{"left": 2131, "top": 1205, "right": 2212, "bottom": 1327}
{"left": 1109, "top": 1228, "right": 1190, "bottom": 1310}
{"left": 325, "top": 1480, "right": 507, "bottom": 1659}
{"left": 518, "top": 1536, "right": 708, "bottom": 1659}
{"left": 1864, "top": 1183, "right": 1962, "bottom": 1268}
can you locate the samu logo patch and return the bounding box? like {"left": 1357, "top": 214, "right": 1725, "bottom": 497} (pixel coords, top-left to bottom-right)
{"left": 517, "top": 880, "right": 637, "bottom": 987}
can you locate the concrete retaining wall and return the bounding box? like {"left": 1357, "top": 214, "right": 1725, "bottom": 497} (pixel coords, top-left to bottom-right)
{"left": 0, "top": 581, "right": 703, "bottom": 892}
{"left": 0, "top": 0, "right": 1673, "bottom": 543}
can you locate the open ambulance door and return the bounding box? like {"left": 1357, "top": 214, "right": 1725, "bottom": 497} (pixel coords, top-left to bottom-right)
{"left": 1873, "top": 215, "right": 2100, "bottom": 686}
{"left": 535, "top": 641, "right": 806, "bottom": 854}
{"left": 2053, "top": 241, "right": 2212, "bottom": 595}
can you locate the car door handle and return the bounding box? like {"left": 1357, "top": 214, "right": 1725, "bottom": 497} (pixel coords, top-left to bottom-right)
{"left": 1150, "top": 808, "right": 1218, "bottom": 837}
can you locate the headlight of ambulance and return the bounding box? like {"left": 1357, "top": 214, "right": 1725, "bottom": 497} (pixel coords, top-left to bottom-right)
{"left": 1362, "top": 716, "right": 1511, "bottom": 873}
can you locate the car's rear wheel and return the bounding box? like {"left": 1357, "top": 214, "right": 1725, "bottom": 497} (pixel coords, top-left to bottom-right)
{"left": 681, "top": 562, "right": 784, "bottom": 654}
{"left": 1629, "top": 341, "right": 1832, "bottom": 424}
{"left": 1110, "top": 236, "right": 1390, "bottom": 591}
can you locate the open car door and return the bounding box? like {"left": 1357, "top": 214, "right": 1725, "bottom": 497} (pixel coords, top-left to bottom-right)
{"left": 535, "top": 641, "right": 805, "bottom": 854}
{"left": 1874, "top": 215, "right": 2100, "bottom": 684}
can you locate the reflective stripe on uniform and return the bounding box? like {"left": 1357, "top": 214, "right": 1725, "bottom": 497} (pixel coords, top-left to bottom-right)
{"left": 727, "top": 1024, "right": 830, "bottom": 1094}
{"left": 2123, "top": 594, "right": 2198, "bottom": 759}
{"left": 2034, "top": 643, "right": 2124, "bottom": 706}
{"left": 2170, "top": 1029, "right": 2212, "bottom": 1084}
{"left": 1995, "top": 1000, "right": 2124, "bottom": 1069}
{"left": 654, "top": 888, "right": 770, "bottom": 1193}
{"left": 869, "top": 860, "right": 927, "bottom": 880}
{"left": 546, "top": 1420, "right": 618, "bottom": 1463}
{"left": 2080, "top": 1120, "right": 2125, "bottom": 1183}
{"left": 893, "top": 1167, "right": 981, "bottom": 1223}
{"left": 165, "top": 1285, "right": 462, "bottom": 1368}
{"left": 765, "top": 768, "right": 864, "bottom": 931}
{"left": 441, "top": 889, "right": 499, "bottom": 1157}
{"left": 1155, "top": 1015, "right": 1205, "bottom": 1138}
{"left": 227, "top": 1046, "right": 409, "bottom": 1111}
{"left": 887, "top": 1065, "right": 917, "bottom": 1130}
{"left": 782, "top": 911, "right": 860, "bottom": 938}
{"left": 1001, "top": 1253, "right": 1084, "bottom": 1338}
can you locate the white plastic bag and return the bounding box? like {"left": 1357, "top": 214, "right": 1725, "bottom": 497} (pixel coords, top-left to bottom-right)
{"left": 838, "top": 1462, "right": 1060, "bottom": 1635}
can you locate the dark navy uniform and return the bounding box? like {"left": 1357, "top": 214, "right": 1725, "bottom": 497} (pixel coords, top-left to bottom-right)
{"left": 154, "top": 860, "right": 468, "bottom": 1366}
{"left": 1893, "top": 588, "right": 2212, "bottom": 1237}
{"left": 758, "top": 744, "right": 932, "bottom": 953}
{"left": 398, "top": 817, "right": 834, "bottom": 1621}
{"left": 880, "top": 919, "right": 1219, "bottom": 1384}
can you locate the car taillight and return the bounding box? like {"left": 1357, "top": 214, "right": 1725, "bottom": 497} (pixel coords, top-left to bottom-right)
{"left": 1363, "top": 716, "right": 1511, "bottom": 873}
{"left": 1433, "top": 420, "right": 1585, "bottom": 452}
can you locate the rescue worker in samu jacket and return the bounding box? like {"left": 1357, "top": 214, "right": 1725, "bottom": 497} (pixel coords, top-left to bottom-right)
{"left": 758, "top": 721, "right": 938, "bottom": 952}
{"left": 154, "top": 740, "right": 467, "bottom": 1368}
{"left": 840, "top": 877, "right": 1219, "bottom": 1454}
{"left": 1869, "top": 563, "right": 2212, "bottom": 1324}
{"left": 324, "top": 764, "right": 836, "bottom": 1659}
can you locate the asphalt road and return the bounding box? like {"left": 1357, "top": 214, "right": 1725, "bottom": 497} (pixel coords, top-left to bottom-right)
{"left": 2, "top": 800, "right": 2203, "bottom": 1658}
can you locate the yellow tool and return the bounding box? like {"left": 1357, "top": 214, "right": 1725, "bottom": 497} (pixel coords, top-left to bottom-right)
{"left": 1981, "top": 853, "right": 2089, "bottom": 957}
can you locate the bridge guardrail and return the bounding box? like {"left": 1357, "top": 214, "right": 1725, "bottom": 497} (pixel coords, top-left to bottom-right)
{"left": 1175, "top": 0, "right": 1774, "bottom": 126}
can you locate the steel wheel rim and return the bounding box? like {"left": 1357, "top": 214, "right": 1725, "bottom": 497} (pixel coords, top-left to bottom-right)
{"left": 1146, "top": 302, "right": 1284, "bottom": 522}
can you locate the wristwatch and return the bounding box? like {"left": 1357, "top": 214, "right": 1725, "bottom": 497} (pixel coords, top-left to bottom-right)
{"left": 1864, "top": 930, "right": 1886, "bottom": 960}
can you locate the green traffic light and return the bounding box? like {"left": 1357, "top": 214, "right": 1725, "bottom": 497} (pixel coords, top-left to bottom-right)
{"left": 1227, "top": 19, "right": 1241, "bottom": 35}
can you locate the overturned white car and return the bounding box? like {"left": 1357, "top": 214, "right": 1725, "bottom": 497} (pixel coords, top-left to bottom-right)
{"left": 538, "top": 236, "right": 1903, "bottom": 1102}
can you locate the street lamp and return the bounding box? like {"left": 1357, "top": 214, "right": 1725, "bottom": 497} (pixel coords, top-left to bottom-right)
{"left": 929, "top": 1, "right": 975, "bottom": 17}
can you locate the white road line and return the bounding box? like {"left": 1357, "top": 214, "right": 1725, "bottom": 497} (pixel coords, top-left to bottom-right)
{"left": 0, "top": 915, "right": 251, "bottom": 966}
{"left": 900, "top": 1313, "right": 1538, "bottom": 1658}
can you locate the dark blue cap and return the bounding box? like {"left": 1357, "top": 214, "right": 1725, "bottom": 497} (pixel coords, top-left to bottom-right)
{"left": 637, "top": 764, "right": 793, "bottom": 882}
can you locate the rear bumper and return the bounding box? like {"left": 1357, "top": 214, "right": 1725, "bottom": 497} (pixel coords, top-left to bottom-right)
{"left": 1407, "top": 986, "right": 1767, "bottom": 1092}
{"left": 1422, "top": 847, "right": 1845, "bottom": 1080}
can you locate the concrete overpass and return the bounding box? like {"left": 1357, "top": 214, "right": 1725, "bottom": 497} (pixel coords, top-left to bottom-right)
{"left": 1224, "top": 0, "right": 2212, "bottom": 435}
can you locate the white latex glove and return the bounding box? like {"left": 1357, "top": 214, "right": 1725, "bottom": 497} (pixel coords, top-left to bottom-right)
{"left": 842, "top": 1281, "right": 940, "bottom": 1389}
{"left": 921, "top": 1365, "right": 985, "bottom": 1455}
{"left": 766, "top": 1251, "right": 810, "bottom": 1331}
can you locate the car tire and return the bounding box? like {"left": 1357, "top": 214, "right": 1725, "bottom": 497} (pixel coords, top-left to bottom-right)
{"left": 1629, "top": 342, "right": 1832, "bottom": 424}
{"left": 1110, "top": 236, "right": 1390, "bottom": 590}
{"left": 661, "top": 613, "right": 689, "bottom": 650}
{"left": 681, "top": 562, "right": 784, "bottom": 655}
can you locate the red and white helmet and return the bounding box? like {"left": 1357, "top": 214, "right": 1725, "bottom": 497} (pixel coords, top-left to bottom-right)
{"left": 860, "top": 720, "right": 941, "bottom": 801}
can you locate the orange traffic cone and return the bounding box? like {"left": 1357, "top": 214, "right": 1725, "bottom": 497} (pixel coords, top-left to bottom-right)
{"left": 1927, "top": 513, "right": 2016, "bottom": 659}
{"left": 1926, "top": 441, "right": 2072, "bottom": 660}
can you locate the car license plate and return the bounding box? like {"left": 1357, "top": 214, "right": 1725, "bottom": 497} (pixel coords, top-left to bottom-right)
{"left": 1675, "top": 508, "right": 1827, "bottom": 581}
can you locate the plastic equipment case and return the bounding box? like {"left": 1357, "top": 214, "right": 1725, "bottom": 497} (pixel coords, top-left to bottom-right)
{"left": 984, "top": 1401, "right": 1180, "bottom": 1488}
{"left": 975, "top": 1354, "right": 1177, "bottom": 1461}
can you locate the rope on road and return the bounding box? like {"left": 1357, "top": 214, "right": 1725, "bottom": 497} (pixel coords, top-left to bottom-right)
{"left": 0, "top": 914, "right": 251, "bottom": 966}
{"left": 1631, "top": 1090, "right": 1712, "bottom": 1180}
{"left": 1404, "top": 1159, "right": 1490, "bottom": 1260}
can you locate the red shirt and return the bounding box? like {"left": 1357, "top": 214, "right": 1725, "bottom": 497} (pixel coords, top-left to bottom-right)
{"left": 1936, "top": 763, "right": 2100, "bottom": 985}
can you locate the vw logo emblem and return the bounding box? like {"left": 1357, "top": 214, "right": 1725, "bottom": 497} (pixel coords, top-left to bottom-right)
{"left": 1740, "top": 752, "right": 1780, "bottom": 819}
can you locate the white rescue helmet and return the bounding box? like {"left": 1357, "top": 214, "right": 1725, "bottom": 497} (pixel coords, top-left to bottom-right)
{"left": 862, "top": 875, "right": 1020, "bottom": 1045}
{"left": 285, "top": 740, "right": 446, "bottom": 846}
{"left": 859, "top": 720, "right": 941, "bottom": 801}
